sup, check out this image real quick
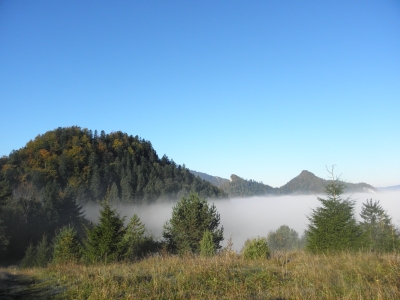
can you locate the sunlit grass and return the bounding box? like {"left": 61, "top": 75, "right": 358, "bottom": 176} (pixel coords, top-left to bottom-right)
{"left": 4, "top": 250, "right": 400, "bottom": 299}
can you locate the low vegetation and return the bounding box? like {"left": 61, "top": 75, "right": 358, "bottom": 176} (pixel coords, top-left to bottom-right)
{"left": 2, "top": 250, "right": 400, "bottom": 299}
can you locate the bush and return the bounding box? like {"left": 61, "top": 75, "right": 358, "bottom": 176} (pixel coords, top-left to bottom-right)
{"left": 241, "top": 237, "right": 270, "bottom": 260}
{"left": 52, "top": 226, "right": 82, "bottom": 264}
{"left": 200, "top": 230, "right": 215, "bottom": 257}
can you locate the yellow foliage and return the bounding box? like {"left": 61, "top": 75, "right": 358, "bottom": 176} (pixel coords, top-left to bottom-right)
{"left": 39, "top": 149, "right": 50, "bottom": 159}
{"left": 112, "top": 139, "right": 123, "bottom": 150}
{"left": 98, "top": 141, "right": 107, "bottom": 153}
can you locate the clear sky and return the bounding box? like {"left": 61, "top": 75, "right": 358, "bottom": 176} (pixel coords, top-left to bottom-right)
{"left": 1, "top": 0, "right": 399, "bottom": 188}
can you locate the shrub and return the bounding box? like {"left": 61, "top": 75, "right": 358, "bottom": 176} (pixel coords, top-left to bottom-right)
{"left": 241, "top": 237, "right": 270, "bottom": 260}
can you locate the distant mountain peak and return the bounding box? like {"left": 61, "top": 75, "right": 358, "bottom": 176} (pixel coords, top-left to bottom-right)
{"left": 298, "top": 170, "right": 316, "bottom": 177}
{"left": 191, "top": 169, "right": 377, "bottom": 198}
{"left": 230, "top": 174, "right": 241, "bottom": 182}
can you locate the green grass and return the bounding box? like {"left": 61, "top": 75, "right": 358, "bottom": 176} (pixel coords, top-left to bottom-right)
{"left": 2, "top": 250, "right": 400, "bottom": 299}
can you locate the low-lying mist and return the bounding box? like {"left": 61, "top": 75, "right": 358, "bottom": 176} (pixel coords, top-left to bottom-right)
{"left": 83, "top": 191, "right": 400, "bottom": 251}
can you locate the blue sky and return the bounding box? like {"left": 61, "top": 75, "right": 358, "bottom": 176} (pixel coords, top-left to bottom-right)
{"left": 1, "top": 0, "right": 399, "bottom": 188}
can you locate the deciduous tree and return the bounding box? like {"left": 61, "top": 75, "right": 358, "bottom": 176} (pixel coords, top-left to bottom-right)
{"left": 267, "top": 225, "right": 301, "bottom": 251}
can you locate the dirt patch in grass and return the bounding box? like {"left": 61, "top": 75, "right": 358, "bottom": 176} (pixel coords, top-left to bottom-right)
{"left": 0, "top": 269, "right": 62, "bottom": 300}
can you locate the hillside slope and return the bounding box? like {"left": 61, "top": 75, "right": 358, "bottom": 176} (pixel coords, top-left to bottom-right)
{"left": 0, "top": 127, "right": 226, "bottom": 204}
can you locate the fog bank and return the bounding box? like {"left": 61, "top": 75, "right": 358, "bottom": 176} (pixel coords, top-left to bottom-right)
{"left": 83, "top": 191, "right": 400, "bottom": 251}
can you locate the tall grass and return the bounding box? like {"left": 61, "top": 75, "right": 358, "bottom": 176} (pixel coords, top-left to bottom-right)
{"left": 5, "top": 250, "right": 400, "bottom": 299}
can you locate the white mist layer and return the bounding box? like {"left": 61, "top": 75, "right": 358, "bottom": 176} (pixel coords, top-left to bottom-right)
{"left": 82, "top": 191, "right": 400, "bottom": 251}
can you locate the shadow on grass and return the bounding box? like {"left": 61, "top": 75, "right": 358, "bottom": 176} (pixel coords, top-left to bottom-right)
{"left": 0, "top": 270, "right": 62, "bottom": 300}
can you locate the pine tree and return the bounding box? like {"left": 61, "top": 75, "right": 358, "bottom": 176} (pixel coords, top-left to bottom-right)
{"left": 163, "top": 193, "right": 223, "bottom": 254}
{"left": 83, "top": 200, "right": 125, "bottom": 264}
{"left": 360, "top": 199, "right": 399, "bottom": 252}
{"left": 306, "top": 168, "right": 362, "bottom": 253}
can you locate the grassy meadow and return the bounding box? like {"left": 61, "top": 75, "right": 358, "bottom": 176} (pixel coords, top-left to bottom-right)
{"left": 2, "top": 250, "right": 400, "bottom": 299}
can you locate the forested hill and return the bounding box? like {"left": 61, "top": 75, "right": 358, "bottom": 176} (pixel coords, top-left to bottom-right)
{"left": 0, "top": 127, "right": 226, "bottom": 204}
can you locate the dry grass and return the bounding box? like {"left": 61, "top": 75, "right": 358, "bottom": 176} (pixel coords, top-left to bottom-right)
{"left": 4, "top": 251, "right": 400, "bottom": 299}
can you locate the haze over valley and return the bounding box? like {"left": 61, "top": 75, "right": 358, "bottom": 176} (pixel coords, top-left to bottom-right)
{"left": 83, "top": 191, "right": 400, "bottom": 251}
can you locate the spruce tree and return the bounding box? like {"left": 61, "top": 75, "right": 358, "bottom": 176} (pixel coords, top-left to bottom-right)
{"left": 122, "top": 214, "right": 146, "bottom": 260}
{"left": 35, "top": 235, "right": 51, "bottom": 267}
{"left": 108, "top": 182, "right": 120, "bottom": 203}
{"left": 360, "top": 199, "right": 399, "bottom": 252}
{"left": 306, "top": 168, "right": 362, "bottom": 253}
{"left": 84, "top": 200, "right": 125, "bottom": 264}
{"left": 20, "top": 243, "right": 36, "bottom": 268}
